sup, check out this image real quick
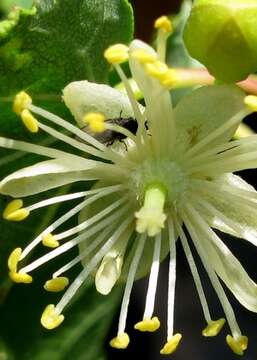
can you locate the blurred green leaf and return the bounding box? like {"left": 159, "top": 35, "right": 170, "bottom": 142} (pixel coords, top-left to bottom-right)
{"left": 1, "top": 0, "right": 33, "bottom": 13}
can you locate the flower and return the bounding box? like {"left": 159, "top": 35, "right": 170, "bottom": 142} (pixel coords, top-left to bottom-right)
{"left": 2, "top": 15, "right": 257, "bottom": 356}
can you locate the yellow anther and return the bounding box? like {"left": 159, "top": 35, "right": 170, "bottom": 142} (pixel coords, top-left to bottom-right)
{"left": 9, "top": 271, "right": 33, "bottom": 283}
{"left": 131, "top": 49, "right": 157, "bottom": 64}
{"left": 42, "top": 233, "right": 59, "bottom": 248}
{"left": 21, "top": 109, "right": 39, "bottom": 133}
{"left": 41, "top": 304, "right": 64, "bottom": 330}
{"left": 160, "top": 334, "right": 182, "bottom": 355}
{"left": 244, "top": 95, "right": 257, "bottom": 112}
{"left": 134, "top": 317, "right": 160, "bottom": 332}
{"left": 145, "top": 61, "right": 168, "bottom": 80}
{"left": 154, "top": 16, "right": 173, "bottom": 33}
{"left": 109, "top": 333, "right": 130, "bottom": 349}
{"left": 83, "top": 112, "right": 106, "bottom": 133}
{"left": 226, "top": 335, "right": 249, "bottom": 355}
{"left": 202, "top": 318, "right": 226, "bottom": 337}
{"left": 8, "top": 247, "right": 22, "bottom": 272}
{"left": 44, "top": 277, "right": 69, "bottom": 292}
{"left": 13, "top": 91, "right": 32, "bottom": 115}
{"left": 3, "top": 199, "right": 30, "bottom": 221}
{"left": 160, "top": 69, "right": 178, "bottom": 89}
{"left": 104, "top": 44, "right": 129, "bottom": 64}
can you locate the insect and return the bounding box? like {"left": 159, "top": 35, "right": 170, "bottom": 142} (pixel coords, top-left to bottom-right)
{"left": 80, "top": 116, "right": 139, "bottom": 146}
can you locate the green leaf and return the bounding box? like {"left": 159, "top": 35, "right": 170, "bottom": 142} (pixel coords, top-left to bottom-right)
{"left": 0, "top": 1, "right": 133, "bottom": 359}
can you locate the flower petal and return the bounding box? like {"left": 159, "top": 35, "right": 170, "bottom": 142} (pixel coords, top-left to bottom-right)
{"left": 174, "top": 85, "right": 245, "bottom": 155}
{"left": 63, "top": 80, "right": 135, "bottom": 127}
{"left": 200, "top": 174, "right": 257, "bottom": 246}
{"left": 200, "top": 225, "right": 257, "bottom": 312}
{"left": 0, "top": 158, "right": 101, "bottom": 197}
{"left": 129, "top": 40, "right": 175, "bottom": 148}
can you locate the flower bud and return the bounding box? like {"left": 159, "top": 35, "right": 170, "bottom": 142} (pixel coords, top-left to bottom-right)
{"left": 183, "top": 0, "right": 257, "bottom": 82}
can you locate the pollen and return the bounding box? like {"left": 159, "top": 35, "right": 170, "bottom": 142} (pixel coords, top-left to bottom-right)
{"left": 134, "top": 317, "right": 160, "bottom": 332}
{"left": 145, "top": 61, "right": 168, "bottom": 80}
{"left": 160, "top": 333, "right": 182, "bottom": 355}
{"left": 13, "top": 91, "right": 32, "bottom": 115}
{"left": 244, "top": 95, "right": 257, "bottom": 112}
{"left": 226, "top": 335, "right": 248, "bottom": 355}
{"left": 202, "top": 318, "right": 226, "bottom": 337}
{"left": 21, "top": 109, "right": 39, "bottom": 133}
{"left": 83, "top": 112, "right": 106, "bottom": 133}
{"left": 104, "top": 44, "right": 129, "bottom": 64}
{"left": 3, "top": 199, "right": 30, "bottom": 221}
{"left": 154, "top": 16, "right": 173, "bottom": 33}
{"left": 44, "top": 277, "right": 69, "bottom": 292}
{"left": 41, "top": 304, "right": 64, "bottom": 330}
{"left": 131, "top": 49, "right": 157, "bottom": 64}
{"left": 42, "top": 233, "right": 60, "bottom": 248}
{"left": 109, "top": 333, "right": 130, "bottom": 349}
{"left": 9, "top": 271, "right": 33, "bottom": 283}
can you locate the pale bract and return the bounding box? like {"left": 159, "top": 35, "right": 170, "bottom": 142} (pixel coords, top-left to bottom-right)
{"left": 2, "top": 16, "right": 257, "bottom": 357}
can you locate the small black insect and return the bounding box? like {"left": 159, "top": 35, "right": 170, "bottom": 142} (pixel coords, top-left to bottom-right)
{"left": 92, "top": 117, "right": 138, "bottom": 146}
{"left": 78, "top": 115, "right": 138, "bottom": 147}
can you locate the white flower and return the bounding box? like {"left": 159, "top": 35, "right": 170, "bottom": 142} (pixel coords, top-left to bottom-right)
{"left": 2, "top": 15, "right": 257, "bottom": 356}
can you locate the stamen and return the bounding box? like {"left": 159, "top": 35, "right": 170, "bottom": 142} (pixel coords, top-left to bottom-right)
{"left": 131, "top": 49, "right": 157, "bottom": 64}
{"left": 28, "top": 104, "right": 127, "bottom": 166}
{"left": 114, "top": 64, "right": 147, "bottom": 142}
{"left": 226, "top": 335, "right": 248, "bottom": 355}
{"left": 13, "top": 91, "right": 32, "bottom": 115}
{"left": 41, "top": 304, "right": 64, "bottom": 330}
{"left": 83, "top": 112, "right": 106, "bottom": 133}
{"left": 176, "top": 221, "right": 212, "bottom": 324}
{"left": 135, "top": 183, "right": 167, "bottom": 237}
{"left": 115, "top": 234, "right": 146, "bottom": 338}
{"left": 154, "top": 16, "right": 173, "bottom": 62}
{"left": 44, "top": 277, "right": 69, "bottom": 292}
{"left": 54, "top": 215, "right": 133, "bottom": 315}
{"left": 20, "top": 185, "right": 123, "bottom": 259}
{"left": 160, "top": 333, "right": 182, "bottom": 355}
{"left": 104, "top": 44, "right": 129, "bottom": 65}
{"left": 19, "top": 205, "right": 131, "bottom": 274}
{"left": 135, "top": 233, "right": 161, "bottom": 329}
{"left": 53, "top": 195, "right": 128, "bottom": 241}
{"left": 52, "top": 222, "right": 117, "bottom": 278}
{"left": 145, "top": 61, "right": 168, "bottom": 80}
{"left": 182, "top": 205, "right": 242, "bottom": 339}
{"left": 154, "top": 16, "right": 173, "bottom": 33}
{"left": 26, "top": 190, "right": 97, "bottom": 212}
{"left": 109, "top": 333, "right": 130, "bottom": 349}
{"left": 166, "top": 219, "right": 177, "bottom": 340}
{"left": 8, "top": 248, "right": 33, "bottom": 283}
{"left": 42, "top": 233, "right": 59, "bottom": 248}
{"left": 202, "top": 319, "right": 226, "bottom": 337}
{"left": 3, "top": 199, "right": 30, "bottom": 221}
{"left": 21, "top": 109, "right": 39, "bottom": 133}
{"left": 0, "top": 136, "right": 83, "bottom": 161}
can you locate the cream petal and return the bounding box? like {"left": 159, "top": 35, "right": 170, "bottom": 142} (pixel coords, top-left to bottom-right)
{"left": 174, "top": 85, "right": 245, "bottom": 155}
{"left": 63, "top": 80, "right": 135, "bottom": 127}
{"left": 199, "top": 225, "right": 257, "bottom": 312}
{"left": 129, "top": 40, "right": 175, "bottom": 150}
{"left": 200, "top": 174, "right": 257, "bottom": 246}
{"left": 0, "top": 158, "right": 101, "bottom": 197}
